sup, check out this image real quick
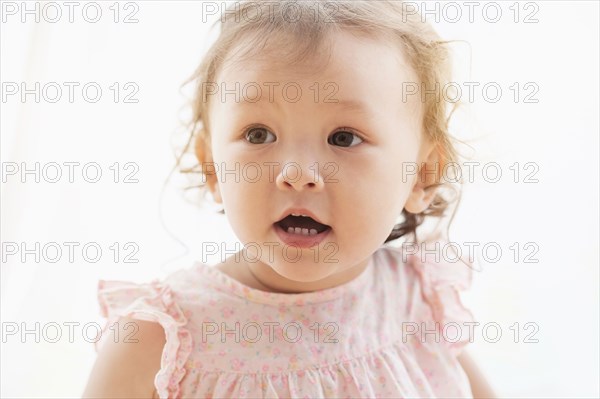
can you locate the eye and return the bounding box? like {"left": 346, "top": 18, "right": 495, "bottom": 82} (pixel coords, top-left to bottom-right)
{"left": 244, "top": 127, "right": 276, "bottom": 144}
{"left": 328, "top": 129, "right": 364, "bottom": 147}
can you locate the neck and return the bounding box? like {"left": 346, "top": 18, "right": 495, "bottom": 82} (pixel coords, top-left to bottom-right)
{"left": 243, "top": 253, "right": 371, "bottom": 294}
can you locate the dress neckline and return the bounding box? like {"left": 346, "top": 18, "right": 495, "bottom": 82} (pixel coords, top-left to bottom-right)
{"left": 194, "top": 251, "right": 377, "bottom": 306}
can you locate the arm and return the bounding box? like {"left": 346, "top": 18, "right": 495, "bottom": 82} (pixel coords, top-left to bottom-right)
{"left": 458, "top": 349, "right": 497, "bottom": 399}
{"left": 82, "top": 317, "right": 165, "bottom": 399}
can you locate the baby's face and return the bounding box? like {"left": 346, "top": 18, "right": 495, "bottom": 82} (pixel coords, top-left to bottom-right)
{"left": 205, "top": 30, "right": 433, "bottom": 286}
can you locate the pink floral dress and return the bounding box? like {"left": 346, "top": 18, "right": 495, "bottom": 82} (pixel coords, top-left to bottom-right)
{"left": 96, "top": 244, "right": 475, "bottom": 398}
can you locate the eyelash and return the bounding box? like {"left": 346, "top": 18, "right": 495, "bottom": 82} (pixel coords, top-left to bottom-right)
{"left": 242, "top": 125, "right": 365, "bottom": 147}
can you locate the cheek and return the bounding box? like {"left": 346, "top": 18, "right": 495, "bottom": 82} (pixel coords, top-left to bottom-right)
{"left": 338, "top": 151, "right": 414, "bottom": 202}
{"left": 332, "top": 151, "right": 415, "bottom": 232}
{"left": 215, "top": 159, "right": 272, "bottom": 234}
{"left": 219, "top": 182, "right": 264, "bottom": 244}
{"left": 219, "top": 180, "right": 264, "bottom": 214}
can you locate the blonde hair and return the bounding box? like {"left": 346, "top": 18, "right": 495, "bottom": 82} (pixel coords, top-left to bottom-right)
{"left": 177, "top": 0, "right": 462, "bottom": 243}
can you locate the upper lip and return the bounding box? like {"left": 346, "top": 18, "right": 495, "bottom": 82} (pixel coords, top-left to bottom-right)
{"left": 276, "top": 208, "right": 329, "bottom": 226}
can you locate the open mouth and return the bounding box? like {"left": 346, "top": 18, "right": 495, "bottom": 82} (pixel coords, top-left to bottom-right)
{"left": 274, "top": 214, "right": 332, "bottom": 236}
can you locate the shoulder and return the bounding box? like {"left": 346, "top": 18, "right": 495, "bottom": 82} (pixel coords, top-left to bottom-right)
{"left": 82, "top": 316, "right": 165, "bottom": 399}
{"left": 88, "top": 266, "right": 206, "bottom": 398}
{"left": 370, "top": 244, "right": 424, "bottom": 312}
{"left": 393, "top": 241, "right": 476, "bottom": 356}
{"left": 372, "top": 243, "right": 419, "bottom": 285}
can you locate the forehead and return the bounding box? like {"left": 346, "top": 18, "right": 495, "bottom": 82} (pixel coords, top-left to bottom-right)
{"left": 213, "top": 30, "right": 420, "bottom": 110}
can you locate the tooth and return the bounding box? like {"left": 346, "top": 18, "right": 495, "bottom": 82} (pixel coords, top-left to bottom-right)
{"left": 285, "top": 226, "right": 320, "bottom": 236}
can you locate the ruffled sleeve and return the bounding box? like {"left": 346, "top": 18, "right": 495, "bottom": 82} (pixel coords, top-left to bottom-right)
{"left": 96, "top": 279, "right": 193, "bottom": 399}
{"left": 406, "top": 244, "right": 475, "bottom": 357}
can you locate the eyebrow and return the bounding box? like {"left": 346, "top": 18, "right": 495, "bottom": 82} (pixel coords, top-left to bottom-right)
{"left": 236, "top": 96, "right": 376, "bottom": 117}
{"left": 332, "top": 99, "right": 374, "bottom": 114}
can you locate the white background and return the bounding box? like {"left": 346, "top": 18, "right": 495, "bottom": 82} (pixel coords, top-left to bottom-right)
{"left": 1, "top": 1, "right": 599, "bottom": 397}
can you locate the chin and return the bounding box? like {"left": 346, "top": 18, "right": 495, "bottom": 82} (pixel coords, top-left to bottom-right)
{"left": 269, "top": 257, "right": 338, "bottom": 283}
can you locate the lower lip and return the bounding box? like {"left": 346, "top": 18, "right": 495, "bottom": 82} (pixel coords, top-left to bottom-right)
{"left": 273, "top": 223, "right": 332, "bottom": 248}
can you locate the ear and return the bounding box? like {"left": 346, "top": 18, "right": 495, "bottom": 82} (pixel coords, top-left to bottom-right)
{"left": 404, "top": 141, "right": 442, "bottom": 214}
{"left": 194, "top": 134, "right": 222, "bottom": 204}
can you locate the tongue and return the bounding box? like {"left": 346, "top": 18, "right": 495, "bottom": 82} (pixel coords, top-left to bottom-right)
{"left": 278, "top": 215, "right": 330, "bottom": 233}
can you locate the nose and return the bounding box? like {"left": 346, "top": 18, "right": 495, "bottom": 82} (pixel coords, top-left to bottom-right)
{"left": 275, "top": 161, "right": 325, "bottom": 192}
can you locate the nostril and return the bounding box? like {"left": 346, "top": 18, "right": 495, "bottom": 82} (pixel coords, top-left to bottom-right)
{"left": 284, "top": 181, "right": 314, "bottom": 188}
{"left": 279, "top": 175, "right": 321, "bottom": 189}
